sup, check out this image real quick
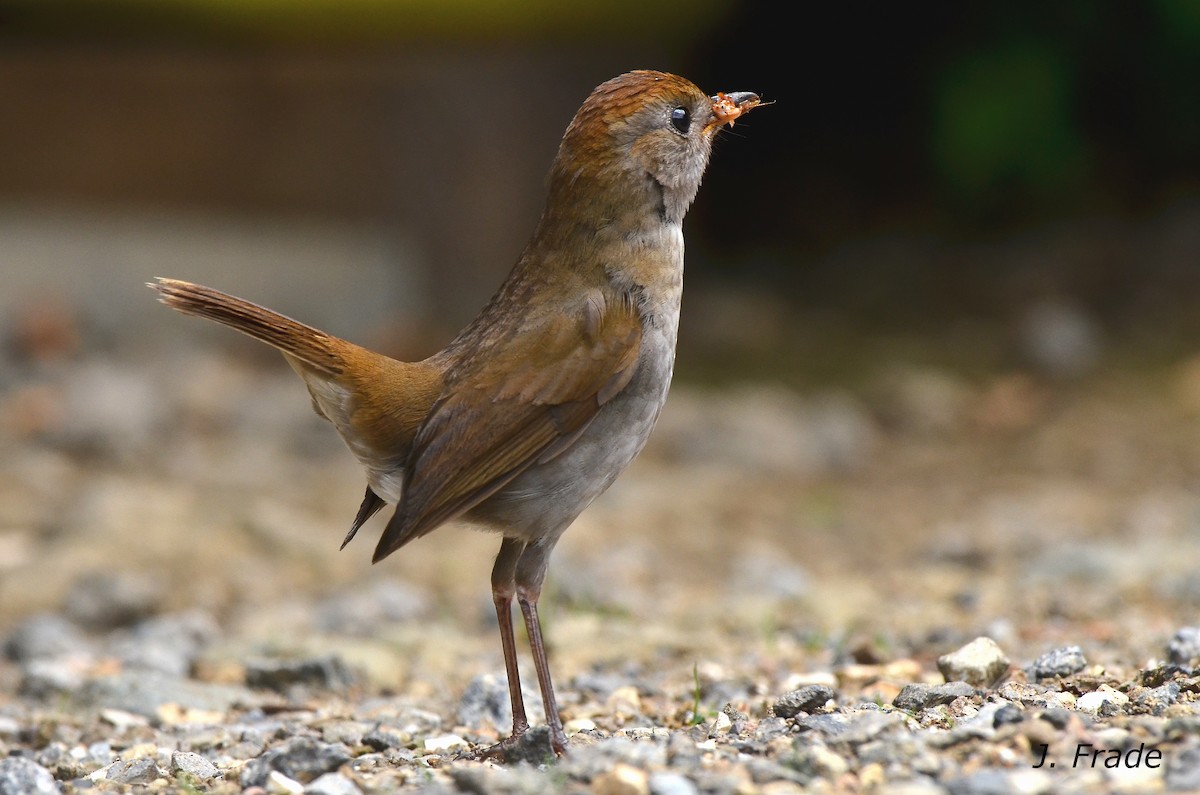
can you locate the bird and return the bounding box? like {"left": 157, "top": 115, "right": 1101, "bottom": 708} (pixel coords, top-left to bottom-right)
{"left": 150, "top": 70, "right": 762, "bottom": 757}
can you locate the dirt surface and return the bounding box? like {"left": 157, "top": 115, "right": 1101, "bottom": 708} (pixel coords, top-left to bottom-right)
{"left": 2, "top": 215, "right": 1200, "bottom": 793}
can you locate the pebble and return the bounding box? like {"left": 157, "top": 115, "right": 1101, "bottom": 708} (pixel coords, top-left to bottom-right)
{"left": 893, "top": 682, "right": 976, "bottom": 712}
{"left": 1028, "top": 645, "right": 1088, "bottom": 679}
{"left": 594, "top": 764, "right": 651, "bottom": 795}
{"left": 305, "top": 772, "right": 365, "bottom": 795}
{"left": 78, "top": 670, "right": 254, "bottom": 717}
{"left": 937, "top": 637, "right": 1010, "bottom": 688}
{"left": 456, "top": 672, "right": 545, "bottom": 731}
{"left": 0, "top": 757, "right": 60, "bottom": 795}
{"left": 1165, "top": 743, "right": 1200, "bottom": 791}
{"left": 63, "top": 571, "right": 163, "bottom": 630}
{"left": 109, "top": 609, "right": 220, "bottom": 676}
{"left": 239, "top": 737, "right": 352, "bottom": 788}
{"left": 170, "top": 750, "right": 222, "bottom": 781}
{"left": 3, "top": 614, "right": 89, "bottom": 662}
{"left": 1166, "top": 627, "right": 1200, "bottom": 666}
{"left": 773, "top": 684, "right": 836, "bottom": 718}
{"left": 422, "top": 733, "right": 467, "bottom": 752}
{"left": 648, "top": 772, "right": 698, "bottom": 795}
{"left": 103, "top": 757, "right": 162, "bottom": 785}
{"left": 244, "top": 654, "right": 356, "bottom": 694}
{"left": 1076, "top": 685, "right": 1129, "bottom": 713}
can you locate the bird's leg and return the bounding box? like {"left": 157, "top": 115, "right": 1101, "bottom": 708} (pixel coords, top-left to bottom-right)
{"left": 515, "top": 540, "right": 569, "bottom": 756}
{"left": 479, "top": 537, "right": 530, "bottom": 758}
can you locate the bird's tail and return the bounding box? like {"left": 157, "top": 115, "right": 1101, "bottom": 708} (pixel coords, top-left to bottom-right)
{"left": 149, "top": 278, "right": 345, "bottom": 376}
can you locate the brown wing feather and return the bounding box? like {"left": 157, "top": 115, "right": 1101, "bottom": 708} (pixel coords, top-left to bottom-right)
{"left": 372, "top": 291, "right": 642, "bottom": 562}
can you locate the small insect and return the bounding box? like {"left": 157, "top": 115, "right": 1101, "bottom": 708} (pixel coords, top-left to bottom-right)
{"left": 710, "top": 91, "right": 767, "bottom": 127}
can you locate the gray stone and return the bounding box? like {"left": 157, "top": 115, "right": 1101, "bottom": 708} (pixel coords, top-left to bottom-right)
{"left": 63, "top": 571, "right": 163, "bottom": 630}
{"left": 773, "top": 685, "right": 836, "bottom": 718}
{"left": 992, "top": 703, "right": 1023, "bottom": 727}
{"left": 456, "top": 672, "right": 544, "bottom": 732}
{"left": 19, "top": 658, "right": 87, "bottom": 698}
{"left": 1165, "top": 743, "right": 1200, "bottom": 792}
{"left": 945, "top": 768, "right": 1014, "bottom": 795}
{"left": 649, "top": 772, "right": 698, "bottom": 795}
{"left": 109, "top": 609, "right": 220, "bottom": 676}
{"left": 1028, "top": 645, "right": 1087, "bottom": 679}
{"left": 0, "top": 757, "right": 59, "bottom": 795}
{"left": 78, "top": 670, "right": 254, "bottom": 717}
{"left": 3, "top": 614, "right": 88, "bottom": 662}
{"left": 937, "top": 637, "right": 1010, "bottom": 688}
{"left": 304, "top": 772, "right": 364, "bottom": 795}
{"left": 1132, "top": 681, "right": 1181, "bottom": 714}
{"left": 893, "top": 681, "right": 976, "bottom": 712}
{"left": 170, "top": 750, "right": 221, "bottom": 781}
{"left": 1167, "top": 627, "right": 1200, "bottom": 666}
{"left": 105, "top": 757, "right": 161, "bottom": 785}
{"left": 245, "top": 654, "right": 356, "bottom": 694}
{"left": 240, "top": 737, "right": 353, "bottom": 787}
{"left": 362, "top": 727, "right": 406, "bottom": 751}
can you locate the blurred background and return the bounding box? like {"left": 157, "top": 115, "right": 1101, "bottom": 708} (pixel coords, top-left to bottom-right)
{"left": 2, "top": 0, "right": 1200, "bottom": 687}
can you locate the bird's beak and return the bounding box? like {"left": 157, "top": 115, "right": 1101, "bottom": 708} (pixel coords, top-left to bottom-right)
{"left": 708, "top": 91, "right": 762, "bottom": 131}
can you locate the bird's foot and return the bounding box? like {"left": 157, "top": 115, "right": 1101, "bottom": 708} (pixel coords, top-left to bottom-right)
{"left": 476, "top": 725, "right": 565, "bottom": 763}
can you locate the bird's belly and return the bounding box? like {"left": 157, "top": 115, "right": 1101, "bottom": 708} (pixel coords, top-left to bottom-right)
{"left": 467, "top": 320, "right": 677, "bottom": 543}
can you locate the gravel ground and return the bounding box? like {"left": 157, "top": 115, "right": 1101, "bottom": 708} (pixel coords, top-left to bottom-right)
{"left": 4, "top": 262, "right": 1200, "bottom": 792}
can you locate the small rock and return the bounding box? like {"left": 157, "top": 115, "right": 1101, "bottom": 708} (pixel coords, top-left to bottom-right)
{"left": 3, "top": 614, "right": 88, "bottom": 662}
{"left": 64, "top": 571, "right": 163, "bottom": 630}
{"left": 799, "top": 709, "right": 906, "bottom": 745}
{"left": 565, "top": 717, "right": 598, "bottom": 735}
{"left": 79, "top": 670, "right": 254, "bottom": 718}
{"left": 99, "top": 708, "right": 149, "bottom": 729}
{"left": 992, "top": 703, "right": 1024, "bottom": 727}
{"left": 648, "top": 772, "right": 698, "bottom": 795}
{"left": 773, "top": 685, "right": 836, "bottom": 718}
{"left": 1131, "top": 681, "right": 1180, "bottom": 714}
{"left": 791, "top": 744, "right": 849, "bottom": 779}
{"left": 171, "top": 751, "right": 221, "bottom": 781}
{"left": 1076, "top": 685, "right": 1129, "bottom": 713}
{"left": 594, "top": 764, "right": 650, "bottom": 795}
{"left": 266, "top": 769, "right": 305, "bottom": 794}
{"left": 1166, "top": 744, "right": 1200, "bottom": 791}
{"left": 245, "top": 655, "right": 356, "bottom": 694}
{"left": 1028, "top": 646, "right": 1087, "bottom": 679}
{"left": 0, "top": 757, "right": 60, "bottom": 795}
{"left": 945, "top": 767, "right": 1018, "bottom": 795}
{"left": 456, "top": 672, "right": 543, "bottom": 732}
{"left": 361, "top": 728, "right": 406, "bottom": 751}
{"left": 19, "top": 658, "right": 87, "bottom": 698}
{"left": 1167, "top": 627, "right": 1200, "bottom": 666}
{"left": 240, "top": 738, "right": 352, "bottom": 787}
{"left": 105, "top": 757, "right": 161, "bottom": 785}
{"left": 422, "top": 734, "right": 467, "bottom": 753}
{"left": 937, "top": 637, "right": 1010, "bottom": 688}
{"left": 110, "top": 609, "right": 220, "bottom": 676}
{"left": 305, "top": 772, "right": 364, "bottom": 795}
{"left": 893, "top": 681, "right": 976, "bottom": 712}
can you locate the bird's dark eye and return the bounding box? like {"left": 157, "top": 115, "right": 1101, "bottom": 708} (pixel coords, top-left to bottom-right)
{"left": 670, "top": 106, "right": 690, "bottom": 134}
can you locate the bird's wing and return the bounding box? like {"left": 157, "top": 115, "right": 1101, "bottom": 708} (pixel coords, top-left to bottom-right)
{"left": 371, "top": 291, "right": 642, "bottom": 562}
